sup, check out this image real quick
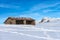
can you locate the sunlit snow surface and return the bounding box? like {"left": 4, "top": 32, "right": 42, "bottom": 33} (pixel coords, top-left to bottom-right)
{"left": 0, "top": 23, "right": 60, "bottom": 40}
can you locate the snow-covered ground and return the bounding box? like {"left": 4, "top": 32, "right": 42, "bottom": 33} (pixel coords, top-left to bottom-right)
{"left": 0, "top": 18, "right": 60, "bottom": 40}
{"left": 0, "top": 22, "right": 60, "bottom": 40}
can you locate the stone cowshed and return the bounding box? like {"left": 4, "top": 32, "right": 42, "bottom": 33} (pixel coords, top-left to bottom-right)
{"left": 4, "top": 17, "right": 35, "bottom": 25}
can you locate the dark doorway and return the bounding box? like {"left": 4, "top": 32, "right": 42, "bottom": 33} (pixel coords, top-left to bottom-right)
{"left": 26, "top": 20, "right": 33, "bottom": 24}
{"left": 16, "top": 20, "right": 24, "bottom": 24}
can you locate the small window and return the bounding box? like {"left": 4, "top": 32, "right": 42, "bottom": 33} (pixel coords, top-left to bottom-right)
{"left": 16, "top": 20, "right": 24, "bottom": 24}
{"left": 26, "top": 20, "right": 32, "bottom": 24}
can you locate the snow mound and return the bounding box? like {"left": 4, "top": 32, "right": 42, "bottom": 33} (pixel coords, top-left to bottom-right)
{"left": 40, "top": 17, "right": 60, "bottom": 23}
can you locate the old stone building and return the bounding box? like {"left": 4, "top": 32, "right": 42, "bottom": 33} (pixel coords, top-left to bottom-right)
{"left": 4, "top": 17, "right": 35, "bottom": 25}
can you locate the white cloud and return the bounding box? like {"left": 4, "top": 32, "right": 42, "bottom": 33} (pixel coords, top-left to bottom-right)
{"left": 0, "top": 4, "right": 20, "bottom": 9}
{"left": 29, "top": 2, "right": 60, "bottom": 13}
{"left": 20, "top": 13, "right": 40, "bottom": 18}
{"left": 42, "top": 10, "right": 53, "bottom": 13}
{"left": 18, "top": 2, "right": 60, "bottom": 21}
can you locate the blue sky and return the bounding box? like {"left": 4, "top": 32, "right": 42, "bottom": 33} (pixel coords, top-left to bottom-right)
{"left": 0, "top": 0, "right": 60, "bottom": 24}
